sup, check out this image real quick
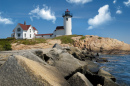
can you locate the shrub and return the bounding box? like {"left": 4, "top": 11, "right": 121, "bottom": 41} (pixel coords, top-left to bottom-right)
{"left": 90, "top": 36, "right": 93, "bottom": 38}
{"left": 98, "top": 37, "right": 102, "bottom": 39}
{"left": 0, "top": 40, "right": 12, "bottom": 51}
{"left": 3, "top": 42, "right": 12, "bottom": 50}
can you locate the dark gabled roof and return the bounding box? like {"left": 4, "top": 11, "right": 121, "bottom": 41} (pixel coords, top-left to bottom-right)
{"left": 55, "top": 26, "right": 64, "bottom": 31}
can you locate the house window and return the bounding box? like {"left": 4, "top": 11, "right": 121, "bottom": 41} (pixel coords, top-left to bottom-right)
{"left": 30, "top": 29, "right": 31, "bottom": 33}
{"left": 24, "top": 33, "right": 26, "bottom": 38}
{"left": 30, "top": 34, "right": 31, "bottom": 38}
{"left": 66, "top": 18, "right": 68, "bottom": 21}
{"left": 17, "top": 28, "right": 21, "bottom": 32}
{"left": 17, "top": 33, "right": 21, "bottom": 37}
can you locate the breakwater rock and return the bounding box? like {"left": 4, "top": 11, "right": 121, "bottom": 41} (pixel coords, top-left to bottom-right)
{"left": 0, "top": 44, "right": 119, "bottom": 86}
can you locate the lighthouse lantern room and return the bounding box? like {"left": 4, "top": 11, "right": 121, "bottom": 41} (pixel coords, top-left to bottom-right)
{"left": 62, "top": 9, "right": 73, "bottom": 35}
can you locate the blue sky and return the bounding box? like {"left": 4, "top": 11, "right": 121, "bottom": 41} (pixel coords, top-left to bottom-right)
{"left": 0, "top": 0, "right": 130, "bottom": 44}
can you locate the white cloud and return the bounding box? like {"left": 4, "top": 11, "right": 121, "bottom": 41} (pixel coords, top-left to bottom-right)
{"left": 87, "top": 26, "right": 93, "bottom": 30}
{"left": 116, "top": 10, "right": 122, "bottom": 14}
{"left": 87, "top": 5, "right": 112, "bottom": 30}
{"left": 0, "top": 13, "right": 14, "bottom": 24}
{"left": 29, "top": 5, "right": 56, "bottom": 23}
{"left": 66, "top": 0, "right": 92, "bottom": 4}
{"left": 113, "top": 0, "right": 117, "bottom": 4}
{"left": 124, "top": 0, "right": 130, "bottom": 7}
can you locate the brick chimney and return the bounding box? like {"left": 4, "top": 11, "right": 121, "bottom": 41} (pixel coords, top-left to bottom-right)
{"left": 24, "top": 21, "right": 26, "bottom": 25}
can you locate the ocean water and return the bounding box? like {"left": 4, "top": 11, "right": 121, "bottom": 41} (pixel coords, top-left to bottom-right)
{"left": 98, "top": 55, "right": 130, "bottom": 86}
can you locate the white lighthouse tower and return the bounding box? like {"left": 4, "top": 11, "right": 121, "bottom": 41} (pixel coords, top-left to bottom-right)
{"left": 63, "top": 9, "right": 73, "bottom": 35}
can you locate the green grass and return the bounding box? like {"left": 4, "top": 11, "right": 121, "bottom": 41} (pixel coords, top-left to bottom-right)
{"left": 13, "top": 38, "right": 46, "bottom": 45}
{"left": 0, "top": 38, "right": 47, "bottom": 51}
{"left": 80, "top": 36, "right": 86, "bottom": 40}
{"left": 53, "top": 35, "right": 78, "bottom": 44}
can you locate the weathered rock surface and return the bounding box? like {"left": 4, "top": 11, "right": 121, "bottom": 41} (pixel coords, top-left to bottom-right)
{"left": 72, "top": 35, "right": 130, "bottom": 54}
{"left": 98, "top": 69, "right": 116, "bottom": 82}
{"left": 53, "top": 43, "right": 62, "bottom": 49}
{"left": 87, "top": 61, "right": 100, "bottom": 73}
{"left": 0, "top": 55, "right": 70, "bottom": 86}
{"left": 66, "top": 47, "right": 98, "bottom": 61}
{"left": 43, "top": 48, "right": 88, "bottom": 78}
{"left": 68, "top": 72, "right": 93, "bottom": 86}
{"left": 103, "top": 78, "right": 119, "bottom": 86}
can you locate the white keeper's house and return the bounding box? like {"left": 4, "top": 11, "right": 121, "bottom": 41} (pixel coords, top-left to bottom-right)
{"left": 11, "top": 9, "right": 73, "bottom": 39}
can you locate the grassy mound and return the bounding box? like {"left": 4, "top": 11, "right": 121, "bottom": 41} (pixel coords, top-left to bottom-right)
{"left": 53, "top": 35, "right": 78, "bottom": 44}
{"left": 0, "top": 38, "right": 47, "bottom": 51}
{"left": 80, "top": 36, "right": 86, "bottom": 40}
{"left": 13, "top": 38, "right": 46, "bottom": 45}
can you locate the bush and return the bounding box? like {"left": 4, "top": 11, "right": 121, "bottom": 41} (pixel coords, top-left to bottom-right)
{"left": 3, "top": 43, "right": 12, "bottom": 50}
{"left": 80, "top": 36, "right": 86, "bottom": 40}
{"left": 90, "top": 36, "right": 93, "bottom": 38}
{"left": 98, "top": 37, "right": 102, "bottom": 39}
{"left": 0, "top": 40, "right": 12, "bottom": 51}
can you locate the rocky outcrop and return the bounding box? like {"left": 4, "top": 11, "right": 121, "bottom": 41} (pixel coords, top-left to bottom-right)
{"left": 72, "top": 35, "right": 130, "bottom": 54}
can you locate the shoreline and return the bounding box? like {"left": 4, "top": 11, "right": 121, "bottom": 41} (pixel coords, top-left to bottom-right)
{"left": 98, "top": 55, "right": 130, "bottom": 86}
{"left": 0, "top": 44, "right": 119, "bottom": 86}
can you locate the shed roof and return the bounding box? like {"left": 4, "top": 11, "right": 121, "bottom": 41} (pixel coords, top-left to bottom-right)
{"left": 55, "top": 26, "right": 64, "bottom": 31}
{"left": 35, "top": 33, "right": 53, "bottom": 36}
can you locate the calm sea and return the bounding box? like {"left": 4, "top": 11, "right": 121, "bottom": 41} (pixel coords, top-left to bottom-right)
{"left": 98, "top": 55, "right": 130, "bottom": 86}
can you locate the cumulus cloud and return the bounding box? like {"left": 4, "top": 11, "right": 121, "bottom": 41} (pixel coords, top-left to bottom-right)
{"left": 124, "top": 0, "right": 130, "bottom": 7}
{"left": 87, "top": 5, "right": 112, "bottom": 30}
{"left": 0, "top": 12, "right": 14, "bottom": 24}
{"left": 116, "top": 10, "right": 122, "bottom": 14}
{"left": 66, "top": 0, "right": 92, "bottom": 4}
{"left": 113, "top": 0, "right": 117, "bottom": 4}
{"left": 29, "top": 5, "right": 56, "bottom": 23}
